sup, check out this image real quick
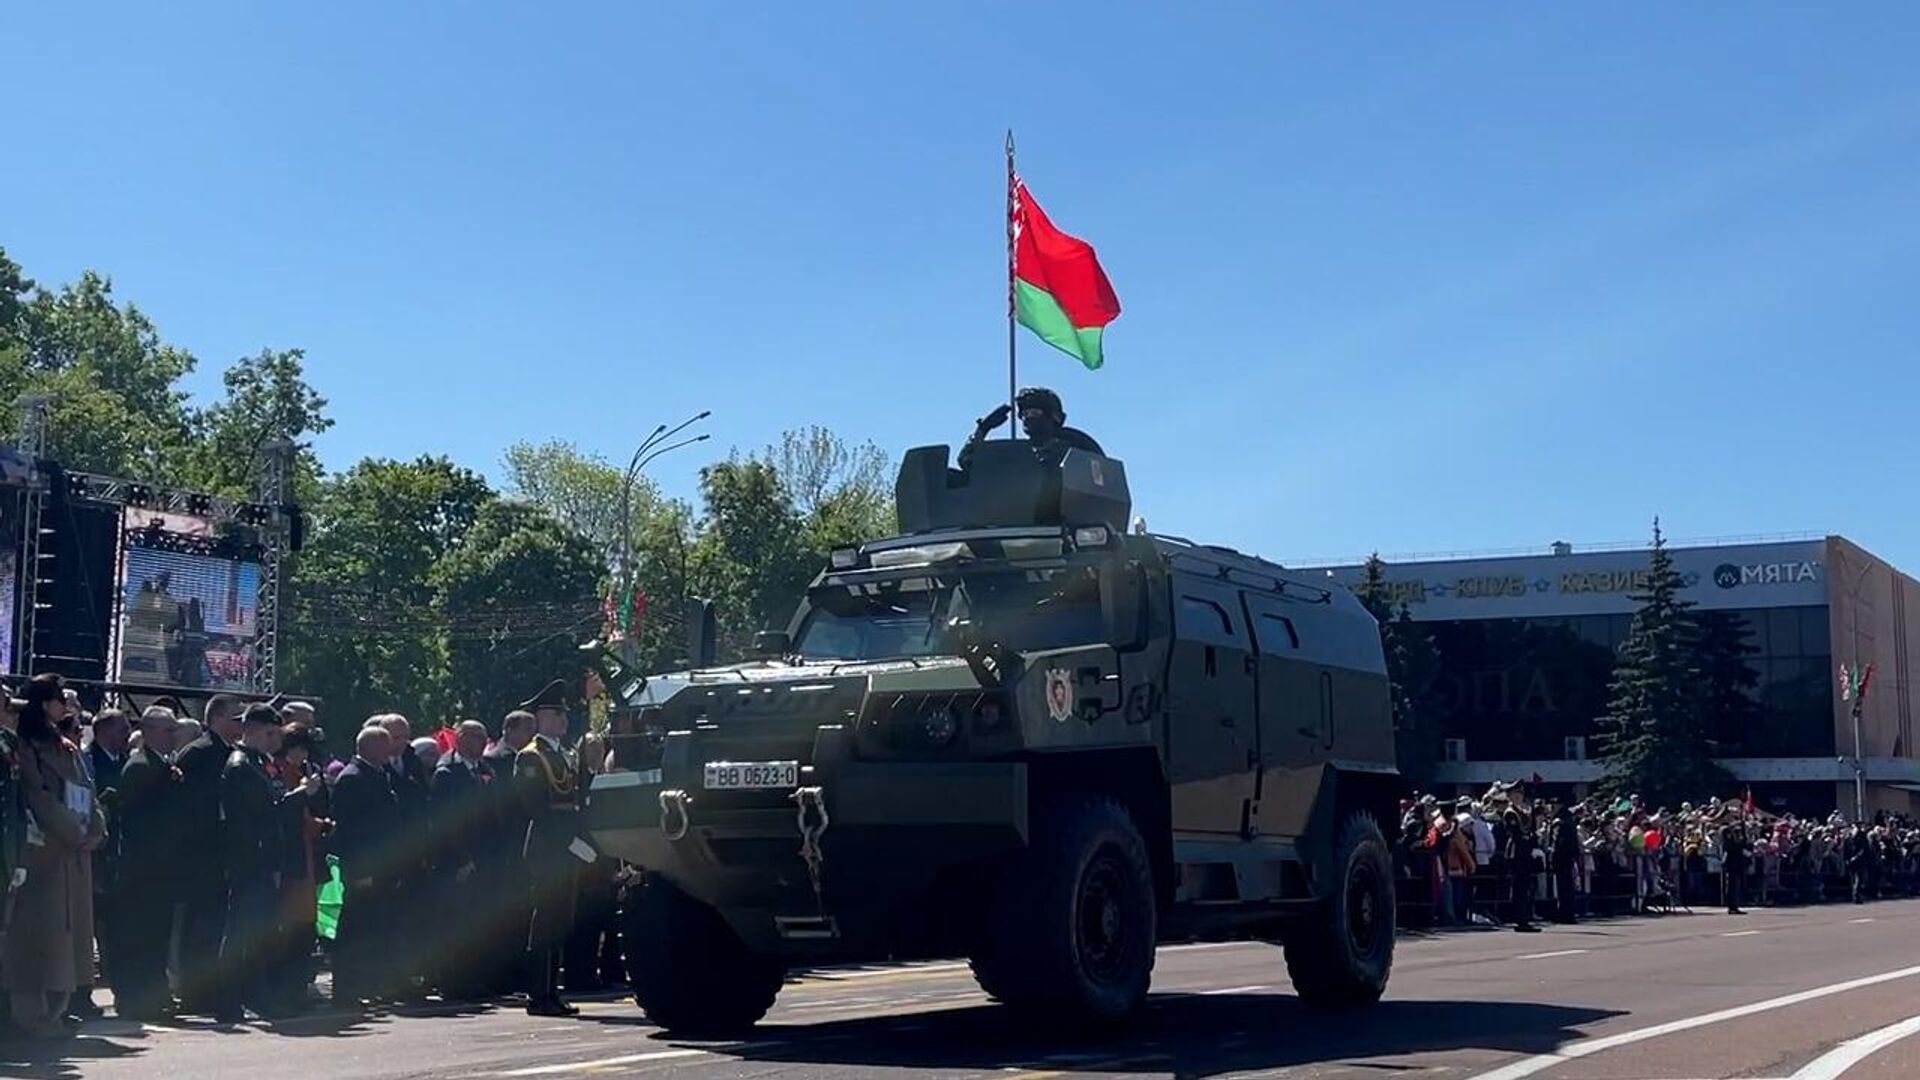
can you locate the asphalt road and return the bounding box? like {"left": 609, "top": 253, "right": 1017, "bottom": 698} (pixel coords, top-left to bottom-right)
{"left": 11, "top": 899, "right": 1920, "bottom": 1080}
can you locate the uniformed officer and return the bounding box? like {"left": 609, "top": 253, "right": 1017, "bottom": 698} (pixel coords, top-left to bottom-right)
{"left": 216, "top": 703, "right": 322, "bottom": 1021}
{"left": 958, "top": 386, "right": 1104, "bottom": 472}
{"left": 515, "top": 681, "right": 582, "bottom": 1017}
{"left": 1720, "top": 806, "right": 1751, "bottom": 915}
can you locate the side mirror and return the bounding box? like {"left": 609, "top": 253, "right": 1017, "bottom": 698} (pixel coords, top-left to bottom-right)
{"left": 752, "top": 629, "right": 791, "bottom": 660}
{"left": 1100, "top": 560, "right": 1148, "bottom": 650}
{"left": 686, "top": 599, "right": 718, "bottom": 669}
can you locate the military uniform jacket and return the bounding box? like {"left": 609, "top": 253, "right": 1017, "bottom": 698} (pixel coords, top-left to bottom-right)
{"left": 514, "top": 736, "right": 579, "bottom": 867}
{"left": 221, "top": 746, "right": 303, "bottom": 887}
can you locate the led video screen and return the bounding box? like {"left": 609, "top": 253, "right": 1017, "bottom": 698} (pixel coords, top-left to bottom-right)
{"left": 0, "top": 550, "right": 16, "bottom": 674}
{"left": 118, "top": 544, "right": 261, "bottom": 690}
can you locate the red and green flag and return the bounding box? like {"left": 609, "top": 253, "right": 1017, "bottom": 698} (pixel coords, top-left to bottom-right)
{"left": 1012, "top": 177, "right": 1121, "bottom": 370}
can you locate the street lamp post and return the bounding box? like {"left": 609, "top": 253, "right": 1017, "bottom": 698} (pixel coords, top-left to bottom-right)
{"left": 1844, "top": 557, "right": 1875, "bottom": 823}
{"left": 616, "top": 411, "right": 711, "bottom": 666}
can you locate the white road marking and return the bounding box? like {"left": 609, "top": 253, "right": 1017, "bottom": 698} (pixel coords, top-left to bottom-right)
{"left": 1787, "top": 1013, "right": 1920, "bottom": 1080}
{"left": 1722, "top": 930, "right": 1764, "bottom": 937}
{"left": 1200, "top": 984, "right": 1270, "bottom": 995}
{"left": 1515, "top": 949, "right": 1590, "bottom": 960}
{"left": 1462, "top": 962, "right": 1920, "bottom": 1080}
{"left": 1850, "top": 917, "right": 1877, "bottom": 924}
{"left": 492, "top": 1049, "right": 708, "bottom": 1076}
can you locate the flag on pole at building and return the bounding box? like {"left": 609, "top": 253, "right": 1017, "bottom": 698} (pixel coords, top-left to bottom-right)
{"left": 1011, "top": 178, "right": 1121, "bottom": 370}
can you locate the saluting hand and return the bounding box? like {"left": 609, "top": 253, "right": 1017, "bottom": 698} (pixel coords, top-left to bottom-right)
{"left": 977, "top": 404, "right": 1012, "bottom": 432}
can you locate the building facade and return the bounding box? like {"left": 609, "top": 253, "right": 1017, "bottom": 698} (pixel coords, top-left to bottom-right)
{"left": 1313, "top": 536, "right": 1920, "bottom": 817}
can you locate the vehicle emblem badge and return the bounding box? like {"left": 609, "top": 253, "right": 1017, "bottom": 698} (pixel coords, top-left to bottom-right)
{"left": 1046, "top": 667, "right": 1074, "bottom": 723}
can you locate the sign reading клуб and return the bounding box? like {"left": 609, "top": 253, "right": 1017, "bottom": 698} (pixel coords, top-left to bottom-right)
{"left": 1314, "top": 539, "right": 1827, "bottom": 622}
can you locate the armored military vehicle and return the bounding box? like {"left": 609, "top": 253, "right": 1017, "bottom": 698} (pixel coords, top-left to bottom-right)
{"left": 586, "top": 440, "right": 1402, "bottom": 1034}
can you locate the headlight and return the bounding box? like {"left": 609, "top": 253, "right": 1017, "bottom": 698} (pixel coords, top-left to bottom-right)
{"left": 923, "top": 704, "right": 959, "bottom": 747}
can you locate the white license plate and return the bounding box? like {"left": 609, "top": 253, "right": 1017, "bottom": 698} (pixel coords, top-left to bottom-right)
{"left": 703, "top": 760, "right": 800, "bottom": 791}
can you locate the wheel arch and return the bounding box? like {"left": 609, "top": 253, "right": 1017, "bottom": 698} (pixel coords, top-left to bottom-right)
{"left": 1025, "top": 747, "right": 1174, "bottom": 912}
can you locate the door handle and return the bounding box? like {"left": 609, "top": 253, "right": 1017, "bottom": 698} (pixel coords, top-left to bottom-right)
{"left": 1298, "top": 726, "right": 1319, "bottom": 739}
{"left": 1220, "top": 715, "right": 1237, "bottom": 728}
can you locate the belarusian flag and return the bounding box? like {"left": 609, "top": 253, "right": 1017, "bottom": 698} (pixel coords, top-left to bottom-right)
{"left": 1013, "top": 177, "right": 1121, "bottom": 370}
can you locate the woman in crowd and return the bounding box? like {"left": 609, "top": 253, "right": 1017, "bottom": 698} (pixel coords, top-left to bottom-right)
{"left": 1, "top": 675, "right": 106, "bottom": 1038}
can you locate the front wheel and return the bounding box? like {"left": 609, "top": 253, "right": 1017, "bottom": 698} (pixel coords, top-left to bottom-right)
{"left": 970, "top": 794, "right": 1157, "bottom": 1027}
{"left": 623, "top": 877, "right": 785, "bottom": 1035}
{"left": 1284, "top": 810, "right": 1395, "bottom": 1008}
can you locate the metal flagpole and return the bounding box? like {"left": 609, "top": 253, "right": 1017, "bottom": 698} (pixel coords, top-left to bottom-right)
{"left": 1006, "top": 128, "right": 1017, "bottom": 438}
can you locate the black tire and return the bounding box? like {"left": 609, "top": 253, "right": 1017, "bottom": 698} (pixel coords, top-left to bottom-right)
{"left": 622, "top": 877, "right": 785, "bottom": 1035}
{"left": 1284, "top": 810, "right": 1395, "bottom": 1008}
{"left": 969, "top": 794, "right": 1157, "bottom": 1027}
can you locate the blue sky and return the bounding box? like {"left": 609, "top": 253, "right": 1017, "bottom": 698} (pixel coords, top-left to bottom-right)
{"left": 4, "top": 5, "right": 1918, "bottom": 566}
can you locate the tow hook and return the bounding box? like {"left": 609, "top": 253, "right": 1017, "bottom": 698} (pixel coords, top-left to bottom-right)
{"left": 659, "top": 788, "right": 692, "bottom": 842}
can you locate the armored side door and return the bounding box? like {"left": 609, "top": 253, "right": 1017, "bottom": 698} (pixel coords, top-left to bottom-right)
{"left": 1163, "top": 577, "right": 1258, "bottom": 835}
{"left": 1244, "top": 592, "right": 1329, "bottom": 840}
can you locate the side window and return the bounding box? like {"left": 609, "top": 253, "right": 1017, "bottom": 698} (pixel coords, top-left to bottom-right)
{"left": 1177, "top": 596, "right": 1233, "bottom": 640}
{"left": 1255, "top": 612, "right": 1299, "bottom": 653}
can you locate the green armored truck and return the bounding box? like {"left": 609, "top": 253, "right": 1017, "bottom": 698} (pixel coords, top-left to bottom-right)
{"left": 586, "top": 440, "right": 1402, "bottom": 1034}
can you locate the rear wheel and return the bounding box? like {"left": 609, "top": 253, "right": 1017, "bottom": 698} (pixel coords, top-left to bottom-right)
{"left": 969, "top": 794, "right": 1157, "bottom": 1027}
{"left": 1284, "top": 811, "right": 1395, "bottom": 1007}
{"left": 623, "top": 877, "right": 785, "bottom": 1035}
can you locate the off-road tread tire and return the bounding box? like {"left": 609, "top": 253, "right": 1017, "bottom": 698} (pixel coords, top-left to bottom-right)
{"left": 1284, "top": 810, "right": 1395, "bottom": 1008}
{"left": 969, "top": 793, "right": 1157, "bottom": 1027}
{"left": 623, "top": 877, "right": 785, "bottom": 1035}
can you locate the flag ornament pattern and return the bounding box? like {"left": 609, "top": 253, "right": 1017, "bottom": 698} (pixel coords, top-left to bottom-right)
{"left": 1012, "top": 178, "right": 1121, "bottom": 370}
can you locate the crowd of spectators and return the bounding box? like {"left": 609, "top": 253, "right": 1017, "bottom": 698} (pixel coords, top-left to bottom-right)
{"left": 0, "top": 676, "right": 625, "bottom": 1039}
{"left": 1397, "top": 783, "right": 1920, "bottom": 931}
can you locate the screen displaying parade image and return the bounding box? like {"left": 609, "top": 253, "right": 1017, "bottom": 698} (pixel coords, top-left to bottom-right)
{"left": 117, "top": 543, "right": 260, "bottom": 690}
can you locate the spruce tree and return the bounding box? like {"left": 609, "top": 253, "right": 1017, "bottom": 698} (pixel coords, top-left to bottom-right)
{"left": 1354, "top": 554, "right": 1442, "bottom": 782}
{"left": 1595, "top": 521, "right": 1735, "bottom": 807}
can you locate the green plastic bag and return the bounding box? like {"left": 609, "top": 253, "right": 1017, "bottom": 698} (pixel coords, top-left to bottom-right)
{"left": 316, "top": 854, "right": 345, "bottom": 941}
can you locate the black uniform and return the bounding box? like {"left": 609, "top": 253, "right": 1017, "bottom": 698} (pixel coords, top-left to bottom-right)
{"left": 1503, "top": 809, "right": 1539, "bottom": 931}
{"left": 330, "top": 756, "right": 399, "bottom": 1004}
{"left": 173, "top": 727, "right": 236, "bottom": 1010}
{"left": 110, "top": 744, "right": 182, "bottom": 1018}
{"left": 428, "top": 751, "right": 496, "bottom": 999}
{"left": 217, "top": 744, "right": 303, "bottom": 1019}
{"left": 387, "top": 745, "right": 434, "bottom": 992}
{"left": 1552, "top": 810, "right": 1582, "bottom": 923}
{"left": 957, "top": 422, "right": 1103, "bottom": 473}
{"left": 1721, "top": 822, "right": 1751, "bottom": 914}
{"left": 516, "top": 733, "right": 581, "bottom": 1013}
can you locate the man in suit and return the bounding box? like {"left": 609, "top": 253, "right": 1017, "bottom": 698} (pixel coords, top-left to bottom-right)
{"left": 483, "top": 708, "right": 536, "bottom": 995}
{"left": 70, "top": 707, "right": 132, "bottom": 1021}
{"left": 172, "top": 693, "right": 244, "bottom": 1014}
{"left": 515, "top": 682, "right": 583, "bottom": 1017}
{"left": 330, "top": 724, "right": 399, "bottom": 1008}
{"left": 429, "top": 720, "right": 496, "bottom": 1000}
{"left": 215, "top": 704, "right": 323, "bottom": 1022}
{"left": 107, "top": 706, "right": 184, "bottom": 1020}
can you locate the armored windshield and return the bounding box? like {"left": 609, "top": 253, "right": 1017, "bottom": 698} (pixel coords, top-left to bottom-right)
{"left": 794, "top": 564, "right": 1102, "bottom": 661}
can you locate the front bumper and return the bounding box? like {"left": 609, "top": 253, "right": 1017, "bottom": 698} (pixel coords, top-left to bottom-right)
{"left": 586, "top": 725, "right": 1028, "bottom": 953}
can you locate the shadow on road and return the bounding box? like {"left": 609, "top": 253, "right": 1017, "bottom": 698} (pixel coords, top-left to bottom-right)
{"left": 685, "top": 994, "right": 1623, "bottom": 1077}
{"left": 0, "top": 1033, "right": 146, "bottom": 1080}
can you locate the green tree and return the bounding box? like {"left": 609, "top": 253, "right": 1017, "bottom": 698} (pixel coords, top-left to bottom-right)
{"left": 1353, "top": 553, "right": 1442, "bottom": 783}
{"left": 435, "top": 500, "right": 603, "bottom": 722}
{"left": 284, "top": 457, "right": 494, "bottom": 727}
{"left": 689, "top": 458, "right": 817, "bottom": 658}
{"left": 187, "top": 348, "right": 333, "bottom": 502}
{"left": 762, "top": 426, "right": 894, "bottom": 550}
{"left": 1, "top": 262, "right": 198, "bottom": 480}
{"left": 501, "top": 438, "right": 701, "bottom": 671}
{"left": 1595, "top": 521, "right": 1735, "bottom": 807}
